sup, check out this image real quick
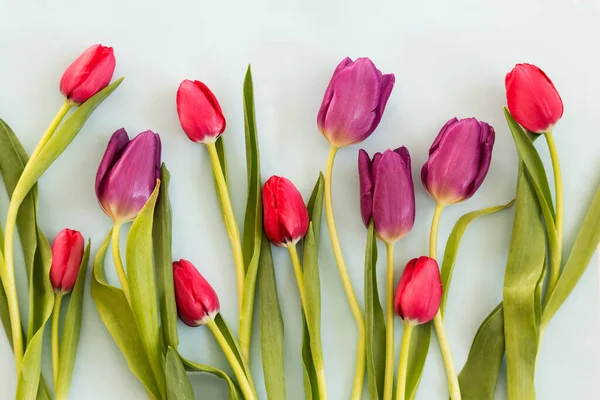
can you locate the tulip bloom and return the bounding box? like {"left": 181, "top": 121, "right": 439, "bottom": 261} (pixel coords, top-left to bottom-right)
{"left": 262, "top": 176, "right": 309, "bottom": 247}
{"left": 176, "top": 80, "right": 226, "bottom": 143}
{"left": 394, "top": 256, "right": 442, "bottom": 325}
{"left": 421, "top": 118, "right": 495, "bottom": 205}
{"left": 173, "top": 259, "right": 220, "bottom": 326}
{"left": 50, "top": 229, "right": 85, "bottom": 293}
{"left": 317, "top": 57, "right": 395, "bottom": 148}
{"left": 506, "top": 63, "right": 563, "bottom": 133}
{"left": 359, "top": 147, "right": 415, "bottom": 244}
{"left": 59, "top": 44, "right": 116, "bottom": 104}
{"left": 96, "top": 129, "right": 161, "bottom": 223}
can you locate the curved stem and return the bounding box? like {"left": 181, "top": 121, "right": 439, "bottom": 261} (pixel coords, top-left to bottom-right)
{"left": 429, "top": 203, "right": 444, "bottom": 260}
{"left": 324, "top": 146, "right": 365, "bottom": 400}
{"left": 52, "top": 293, "right": 64, "bottom": 389}
{"left": 111, "top": 223, "right": 130, "bottom": 303}
{"left": 433, "top": 312, "right": 461, "bottom": 400}
{"left": 288, "top": 244, "right": 328, "bottom": 400}
{"left": 396, "top": 323, "right": 413, "bottom": 400}
{"left": 205, "top": 142, "right": 245, "bottom": 314}
{"left": 207, "top": 319, "right": 257, "bottom": 400}
{"left": 383, "top": 243, "right": 395, "bottom": 400}
{"left": 2, "top": 100, "right": 72, "bottom": 376}
{"left": 544, "top": 130, "right": 563, "bottom": 298}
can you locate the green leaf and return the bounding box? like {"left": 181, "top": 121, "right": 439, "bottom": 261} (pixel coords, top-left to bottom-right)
{"left": 91, "top": 231, "right": 161, "bottom": 399}
{"left": 165, "top": 347, "right": 195, "bottom": 400}
{"left": 55, "top": 241, "right": 90, "bottom": 399}
{"left": 214, "top": 313, "right": 255, "bottom": 390}
{"left": 364, "top": 221, "right": 385, "bottom": 400}
{"left": 542, "top": 184, "right": 600, "bottom": 326}
{"left": 240, "top": 65, "right": 264, "bottom": 356}
{"left": 306, "top": 173, "right": 325, "bottom": 243}
{"left": 180, "top": 355, "right": 243, "bottom": 399}
{"left": 440, "top": 200, "right": 514, "bottom": 315}
{"left": 126, "top": 183, "right": 166, "bottom": 397}
{"left": 215, "top": 136, "right": 228, "bottom": 186}
{"left": 458, "top": 303, "right": 505, "bottom": 400}
{"left": 404, "top": 323, "right": 430, "bottom": 400}
{"left": 503, "top": 165, "right": 546, "bottom": 399}
{"left": 258, "top": 234, "right": 287, "bottom": 399}
{"left": 0, "top": 274, "right": 10, "bottom": 345}
{"left": 301, "top": 318, "right": 317, "bottom": 400}
{"left": 153, "top": 164, "right": 179, "bottom": 350}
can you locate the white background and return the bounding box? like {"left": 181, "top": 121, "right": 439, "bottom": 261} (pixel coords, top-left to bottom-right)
{"left": 0, "top": 0, "right": 599, "bottom": 399}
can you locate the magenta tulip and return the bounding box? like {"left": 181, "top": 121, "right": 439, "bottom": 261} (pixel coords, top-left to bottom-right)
{"left": 394, "top": 256, "right": 442, "bottom": 325}
{"left": 173, "top": 259, "right": 220, "bottom": 327}
{"left": 317, "top": 57, "right": 395, "bottom": 148}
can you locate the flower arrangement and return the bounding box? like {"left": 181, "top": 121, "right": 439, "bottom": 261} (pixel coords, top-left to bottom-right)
{"left": 0, "top": 45, "right": 598, "bottom": 400}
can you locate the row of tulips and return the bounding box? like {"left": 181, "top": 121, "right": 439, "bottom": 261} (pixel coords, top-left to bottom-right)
{"left": 0, "top": 42, "right": 598, "bottom": 400}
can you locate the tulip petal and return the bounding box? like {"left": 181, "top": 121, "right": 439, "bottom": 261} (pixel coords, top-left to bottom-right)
{"left": 96, "top": 128, "right": 129, "bottom": 199}
{"left": 395, "top": 257, "right": 441, "bottom": 325}
{"left": 173, "top": 259, "right": 220, "bottom": 327}
{"left": 372, "top": 73, "right": 395, "bottom": 131}
{"left": 358, "top": 149, "right": 374, "bottom": 227}
{"left": 176, "top": 80, "right": 226, "bottom": 143}
{"left": 274, "top": 177, "right": 309, "bottom": 244}
{"left": 317, "top": 57, "right": 353, "bottom": 129}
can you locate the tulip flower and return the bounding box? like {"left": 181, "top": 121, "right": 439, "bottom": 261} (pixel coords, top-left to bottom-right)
{"left": 317, "top": 57, "right": 395, "bottom": 148}
{"left": 173, "top": 259, "right": 220, "bottom": 326}
{"left": 60, "top": 44, "right": 116, "bottom": 104}
{"left": 359, "top": 147, "right": 415, "bottom": 244}
{"left": 505, "top": 63, "right": 563, "bottom": 133}
{"left": 262, "top": 176, "right": 309, "bottom": 247}
{"left": 394, "top": 257, "right": 441, "bottom": 325}
{"left": 50, "top": 229, "right": 85, "bottom": 293}
{"left": 421, "top": 117, "right": 495, "bottom": 205}
{"left": 176, "top": 79, "right": 226, "bottom": 144}
{"left": 96, "top": 128, "right": 161, "bottom": 223}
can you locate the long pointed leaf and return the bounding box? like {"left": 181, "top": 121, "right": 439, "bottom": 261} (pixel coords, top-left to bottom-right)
{"left": 180, "top": 355, "right": 243, "bottom": 399}
{"left": 165, "top": 347, "right": 195, "bottom": 400}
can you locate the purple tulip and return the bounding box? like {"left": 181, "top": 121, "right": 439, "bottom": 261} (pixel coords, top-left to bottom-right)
{"left": 96, "top": 129, "right": 161, "bottom": 222}
{"left": 317, "top": 57, "right": 395, "bottom": 148}
{"left": 359, "top": 147, "right": 415, "bottom": 244}
{"left": 421, "top": 118, "right": 495, "bottom": 205}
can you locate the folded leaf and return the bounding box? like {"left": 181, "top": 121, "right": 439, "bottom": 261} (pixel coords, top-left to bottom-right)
{"left": 165, "top": 347, "right": 195, "bottom": 400}
{"left": 404, "top": 322, "right": 430, "bottom": 400}
{"left": 56, "top": 241, "right": 90, "bottom": 399}
{"left": 91, "top": 232, "right": 161, "bottom": 399}
{"left": 181, "top": 355, "right": 243, "bottom": 399}
{"left": 214, "top": 313, "right": 255, "bottom": 391}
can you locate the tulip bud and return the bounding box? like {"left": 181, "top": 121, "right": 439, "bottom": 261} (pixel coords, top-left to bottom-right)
{"left": 359, "top": 147, "right": 415, "bottom": 244}
{"left": 421, "top": 118, "right": 495, "bottom": 205}
{"left": 96, "top": 129, "right": 161, "bottom": 223}
{"left": 173, "top": 259, "right": 220, "bottom": 326}
{"left": 50, "top": 229, "right": 85, "bottom": 293}
{"left": 317, "top": 57, "right": 395, "bottom": 148}
{"left": 262, "top": 176, "right": 309, "bottom": 247}
{"left": 505, "top": 63, "right": 563, "bottom": 133}
{"left": 394, "top": 256, "right": 442, "bottom": 325}
{"left": 59, "top": 44, "right": 116, "bottom": 104}
{"left": 176, "top": 80, "right": 226, "bottom": 144}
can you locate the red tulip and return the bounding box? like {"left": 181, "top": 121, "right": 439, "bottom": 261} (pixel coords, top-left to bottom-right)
{"left": 176, "top": 80, "right": 226, "bottom": 143}
{"left": 50, "top": 229, "right": 85, "bottom": 293}
{"left": 59, "top": 44, "right": 116, "bottom": 104}
{"left": 394, "top": 256, "right": 442, "bottom": 325}
{"left": 262, "top": 176, "right": 309, "bottom": 247}
{"left": 173, "top": 259, "right": 220, "bottom": 327}
{"left": 505, "top": 63, "right": 564, "bottom": 133}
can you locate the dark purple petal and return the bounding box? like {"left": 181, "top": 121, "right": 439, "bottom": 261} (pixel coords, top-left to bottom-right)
{"left": 317, "top": 57, "right": 353, "bottom": 131}
{"left": 96, "top": 128, "right": 129, "bottom": 206}
{"left": 466, "top": 122, "right": 495, "bottom": 198}
{"left": 358, "top": 149, "right": 374, "bottom": 227}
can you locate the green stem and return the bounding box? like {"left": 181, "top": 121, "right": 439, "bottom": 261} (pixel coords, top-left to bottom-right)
{"left": 544, "top": 130, "right": 563, "bottom": 299}
{"left": 324, "top": 146, "right": 365, "bottom": 400}
{"left": 396, "top": 323, "right": 413, "bottom": 400}
{"left": 433, "top": 312, "right": 461, "bottom": 400}
{"left": 288, "top": 244, "right": 328, "bottom": 400}
{"left": 2, "top": 100, "right": 72, "bottom": 377}
{"left": 383, "top": 243, "right": 395, "bottom": 400}
{"left": 429, "top": 203, "right": 444, "bottom": 259}
{"left": 52, "top": 293, "right": 64, "bottom": 390}
{"left": 111, "top": 223, "right": 130, "bottom": 304}
{"left": 205, "top": 142, "right": 245, "bottom": 315}
{"left": 207, "top": 319, "right": 257, "bottom": 400}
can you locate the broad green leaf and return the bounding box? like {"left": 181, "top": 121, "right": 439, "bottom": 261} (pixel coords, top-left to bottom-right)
{"left": 153, "top": 164, "right": 179, "bottom": 350}
{"left": 458, "top": 303, "right": 505, "bottom": 400}
{"left": 440, "top": 200, "right": 514, "bottom": 315}
{"left": 55, "top": 241, "right": 90, "bottom": 399}
{"left": 91, "top": 231, "right": 161, "bottom": 399}
{"left": 180, "top": 355, "right": 243, "bottom": 399}
{"left": 543, "top": 184, "right": 600, "bottom": 326}
{"left": 165, "top": 347, "right": 195, "bottom": 400}
{"left": 258, "top": 234, "right": 287, "bottom": 399}
{"left": 126, "top": 183, "right": 166, "bottom": 397}
{"left": 240, "top": 65, "right": 264, "bottom": 357}
{"left": 214, "top": 313, "right": 255, "bottom": 390}
{"left": 10, "top": 78, "right": 124, "bottom": 210}
{"left": 405, "top": 323, "right": 430, "bottom": 400}
{"left": 503, "top": 166, "right": 546, "bottom": 399}
{"left": 16, "top": 322, "right": 48, "bottom": 400}
{"left": 364, "top": 221, "right": 385, "bottom": 400}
